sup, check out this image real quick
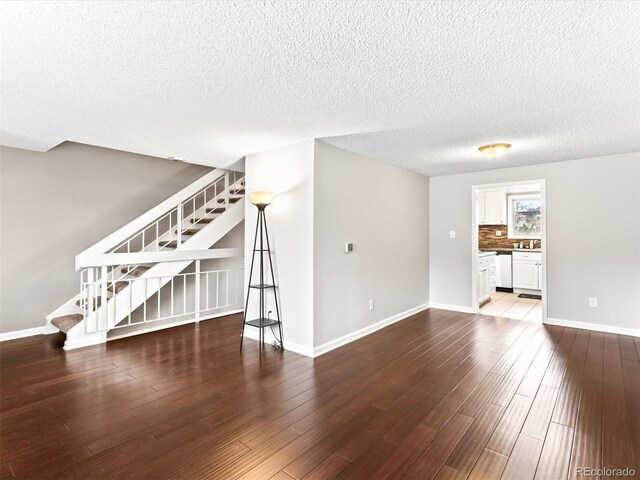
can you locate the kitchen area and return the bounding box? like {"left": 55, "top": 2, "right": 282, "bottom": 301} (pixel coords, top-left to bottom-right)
{"left": 476, "top": 182, "right": 543, "bottom": 322}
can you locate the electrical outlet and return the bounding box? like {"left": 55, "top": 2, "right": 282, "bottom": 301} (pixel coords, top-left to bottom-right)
{"left": 496, "top": 231, "right": 502, "bottom": 236}
{"left": 369, "top": 300, "right": 375, "bottom": 311}
{"left": 588, "top": 297, "right": 598, "bottom": 308}
{"left": 449, "top": 230, "right": 456, "bottom": 239}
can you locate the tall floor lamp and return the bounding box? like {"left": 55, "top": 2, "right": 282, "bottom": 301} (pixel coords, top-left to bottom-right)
{"left": 240, "top": 191, "right": 284, "bottom": 351}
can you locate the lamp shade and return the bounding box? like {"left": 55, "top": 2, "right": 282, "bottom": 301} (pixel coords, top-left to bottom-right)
{"left": 248, "top": 191, "right": 275, "bottom": 206}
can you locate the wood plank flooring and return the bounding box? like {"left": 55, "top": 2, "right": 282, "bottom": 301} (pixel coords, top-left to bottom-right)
{"left": 1, "top": 309, "right": 638, "bottom": 479}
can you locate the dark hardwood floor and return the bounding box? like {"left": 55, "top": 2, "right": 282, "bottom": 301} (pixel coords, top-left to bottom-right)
{"left": 1, "top": 309, "right": 639, "bottom": 479}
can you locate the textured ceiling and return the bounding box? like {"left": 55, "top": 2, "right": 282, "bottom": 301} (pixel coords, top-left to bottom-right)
{"left": 1, "top": 1, "right": 639, "bottom": 176}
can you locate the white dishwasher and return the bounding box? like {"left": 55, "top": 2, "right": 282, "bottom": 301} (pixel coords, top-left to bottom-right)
{"left": 496, "top": 252, "right": 513, "bottom": 289}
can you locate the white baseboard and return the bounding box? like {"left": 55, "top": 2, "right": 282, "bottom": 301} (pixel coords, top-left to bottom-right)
{"left": 0, "top": 326, "right": 45, "bottom": 342}
{"left": 312, "top": 303, "right": 431, "bottom": 357}
{"left": 429, "top": 303, "right": 478, "bottom": 314}
{"left": 65, "top": 310, "right": 243, "bottom": 349}
{"left": 243, "top": 303, "right": 431, "bottom": 358}
{"left": 241, "top": 328, "right": 314, "bottom": 357}
{"left": 545, "top": 317, "right": 640, "bottom": 337}
{"left": 44, "top": 322, "right": 60, "bottom": 335}
{"left": 64, "top": 331, "right": 107, "bottom": 350}
{"left": 107, "top": 309, "right": 243, "bottom": 342}
{"left": 107, "top": 318, "right": 199, "bottom": 342}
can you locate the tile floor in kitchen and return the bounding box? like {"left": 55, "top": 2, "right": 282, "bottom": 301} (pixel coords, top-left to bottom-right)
{"left": 479, "top": 291, "right": 542, "bottom": 322}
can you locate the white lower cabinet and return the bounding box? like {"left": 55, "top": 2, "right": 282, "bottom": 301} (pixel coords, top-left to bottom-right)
{"left": 478, "top": 254, "right": 496, "bottom": 304}
{"left": 512, "top": 251, "right": 542, "bottom": 291}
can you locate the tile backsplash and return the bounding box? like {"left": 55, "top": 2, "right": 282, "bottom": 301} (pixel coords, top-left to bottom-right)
{"left": 479, "top": 225, "right": 542, "bottom": 250}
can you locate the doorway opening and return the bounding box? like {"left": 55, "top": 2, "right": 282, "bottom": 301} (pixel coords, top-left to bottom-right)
{"left": 471, "top": 180, "right": 547, "bottom": 323}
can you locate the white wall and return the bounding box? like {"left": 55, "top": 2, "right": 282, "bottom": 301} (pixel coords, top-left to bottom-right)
{"left": 244, "top": 139, "right": 430, "bottom": 355}
{"left": 430, "top": 152, "right": 640, "bottom": 332}
{"left": 244, "top": 140, "right": 315, "bottom": 353}
{"left": 313, "top": 141, "right": 430, "bottom": 347}
{"left": 0, "top": 142, "right": 210, "bottom": 334}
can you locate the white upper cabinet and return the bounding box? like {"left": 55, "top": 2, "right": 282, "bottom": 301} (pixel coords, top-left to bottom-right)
{"left": 478, "top": 189, "right": 507, "bottom": 225}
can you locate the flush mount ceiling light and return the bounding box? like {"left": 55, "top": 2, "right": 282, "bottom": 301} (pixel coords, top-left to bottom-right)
{"left": 478, "top": 143, "right": 512, "bottom": 158}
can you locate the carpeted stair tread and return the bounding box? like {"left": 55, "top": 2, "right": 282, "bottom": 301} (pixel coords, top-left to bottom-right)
{"left": 76, "top": 291, "right": 113, "bottom": 309}
{"left": 76, "top": 297, "right": 103, "bottom": 309}
{"left": 121, "top": 266, "right": 151, "bottom": 277}
{"left": 159, "top": 240, "right": 178, "bottom": 249}
{"left": 232, "top": 189, "right": 245, "bottom": 195}
{"left": 191, "top": 218, "right": 213, "bottom": 224}
{"left": 51, "top": 314, "right": 83, "bottom": 334}
{"left": 206, "top": 207, "right": 225, "bottom": 214}
{"left": 217, "top": 197, "right": 241, "bottom": 204}
{"left": 182, "top": 228, "right": 200, "bottom": 235}
{"left": 107, "top": 281, "right": 128, "bottom": 293}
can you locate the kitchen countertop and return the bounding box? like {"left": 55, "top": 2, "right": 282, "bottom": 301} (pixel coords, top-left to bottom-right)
{"left": 478, "top": 251, "right": 497, "bottom": 257}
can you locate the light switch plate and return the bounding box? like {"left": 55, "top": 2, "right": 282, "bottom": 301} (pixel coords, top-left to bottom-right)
{"left": 588, "top": 297, "right": 598, "bottom": 308}
{"left": 344, "top": 242, "right": 353, "bottom": 253}
{"left": 496, "top": 231, "right": 502, "bottom": 236}
{"left": 449, "top": 230, "right": 456, "bottom": 239}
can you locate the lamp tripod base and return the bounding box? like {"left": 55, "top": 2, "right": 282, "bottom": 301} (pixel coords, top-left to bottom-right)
{"left": 240, "top": 206, "right": 284, "bottom": 352}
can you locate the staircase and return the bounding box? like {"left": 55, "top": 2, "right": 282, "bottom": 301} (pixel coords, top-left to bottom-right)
{"left": 46, "top": 169, "right": 246, "bottom": 350}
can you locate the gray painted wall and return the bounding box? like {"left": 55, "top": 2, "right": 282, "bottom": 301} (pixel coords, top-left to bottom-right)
{"left": 313, "top": 141, "right": 430, "bottom": 347}
{"left": 429, "top": 152, "right": 640, "bottom": 331}
{"left": 0, "top": 142, "right": 211, "bottom": 334}
{"left": 3, "top": 139, "right": 637, "bottom": 341}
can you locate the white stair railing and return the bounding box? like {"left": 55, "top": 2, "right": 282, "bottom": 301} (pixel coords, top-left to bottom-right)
{"left": 74, "top": 199, "right": 245, "bottom": 337}
{"left": 80, "top": 260, "right": 244, "bottom": 334}
{"left": 75, "top": 170, "right": 244, "bottom": 268}
{"left": 105, "top": 170, "right": 244, "bottom": 257}
{"left": 46, "top": 168, "right": 246, "bottom": 339}
{"left": 75, "top": 170, "right": 243, "bottom": 311}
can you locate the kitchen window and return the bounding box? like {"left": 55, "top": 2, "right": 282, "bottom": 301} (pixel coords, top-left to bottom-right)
{"left": 508, "top": 194, "right": 541, "bottom": 239}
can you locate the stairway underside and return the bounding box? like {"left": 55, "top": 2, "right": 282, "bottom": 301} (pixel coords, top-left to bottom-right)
{"left": 49, "top": 197, "right": 245, "bottom": 350}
